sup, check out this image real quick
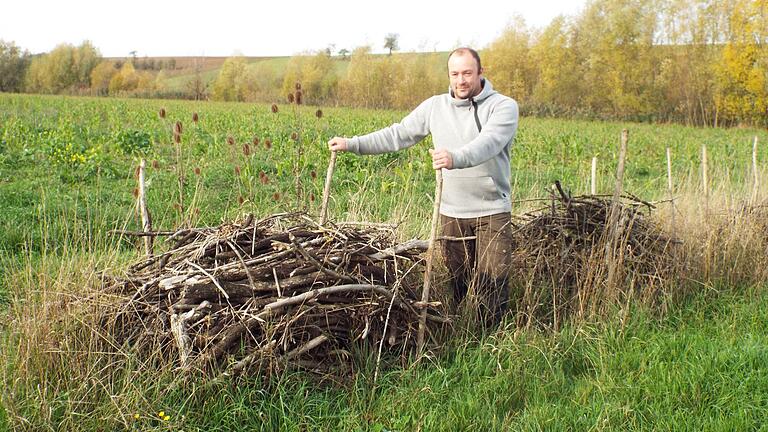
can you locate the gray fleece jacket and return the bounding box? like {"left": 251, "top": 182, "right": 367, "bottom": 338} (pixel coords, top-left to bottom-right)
{"left": 346, "top": 79, "right": 519, "bottom": 218}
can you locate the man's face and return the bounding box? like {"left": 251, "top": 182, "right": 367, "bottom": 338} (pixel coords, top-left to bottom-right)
{"left": 448, "top": 53, "right": 483, "bottom": 100}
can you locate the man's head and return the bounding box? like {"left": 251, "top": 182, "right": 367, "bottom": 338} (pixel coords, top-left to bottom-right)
{"left": 448, "top": 47, "right": 483, "bottom": 100}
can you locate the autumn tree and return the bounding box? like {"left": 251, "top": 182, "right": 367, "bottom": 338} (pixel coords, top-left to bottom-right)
{"left": 90, "top": 61, "right": 117, "bottom": 95}
{"left": 211, "top": 56, "right": 250, "bottom": 102}
{"left": 0, "top": 40, "right": 30, "bottom": 92}
{"left": 339, "top": 46, "right": 395, "bottom": 108}
{"left": 713, "top": 0, "right": 768, "bottom": 125}
{"left": 483, "top": 16, "right": 538, "bottom": 105}
{"left": 281, "top": 51, "right": 338, "bottom": 104}
{"left": 529, "top": 16, "right": 583, "bottom": 115}
{"left": 25, "top": 41, "right": 101, "bottom": 93}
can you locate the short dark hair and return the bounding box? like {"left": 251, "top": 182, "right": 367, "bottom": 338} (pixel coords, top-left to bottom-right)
{"left": 448, "top": 47, "right": 482, "bottom": 72}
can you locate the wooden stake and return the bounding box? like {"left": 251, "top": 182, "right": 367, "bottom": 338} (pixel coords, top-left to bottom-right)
{"left": 605, "top": 129, "right": 628, "bottom": 292}
{"left": 666, "top": 147, "right": 675, "bottom": 231}
{"left": 591, "top": 156, "right": 598, "bottom": 195}
{"left": 320, "top": 151, "right": 337, "bottom": 225}
{"left": 416, "top": 168, "right": 443, "bottom": 358}
{"left": 702, "top": 144, "right": 708, "bottom": 214}
{"left": 612, "top": 130, "right": 629, "bottom": 207}
{"left": 752, "top": 136, "right": 759, "bottom": 203}
{"left": 137, "top": 159, "right": 153, "bottom": 256}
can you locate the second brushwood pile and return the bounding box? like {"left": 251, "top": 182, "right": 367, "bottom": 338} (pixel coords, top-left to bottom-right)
{"left": 510, "top": 184, "right": 681, "bottom": 328}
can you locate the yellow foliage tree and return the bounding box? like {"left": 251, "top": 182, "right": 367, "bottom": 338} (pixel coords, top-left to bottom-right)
{"left": 281, "top": 52, "right": 338, "bottom": 104}
{"left": 90, "top": 61, "right": 117, "bottom": 95}
{"left": 713, "top": 0, "right": 768, "bottom": 125}
{"left": 211, "top": 56, "right": 249, "bottom": 102}
{"left": 483, "top": 16, "right": 537, "bottom": 104}
{"left": 24, "top": 41, "right": 100, "bottom": 93}
{"left": 387, "top": 52, "right": 445, "bottom": 109}
{"left": 339, "top": 46, "right": 395, "bottom": 108}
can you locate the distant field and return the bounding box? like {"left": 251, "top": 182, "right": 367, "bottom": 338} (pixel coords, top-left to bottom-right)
{"left": 105, "top": 52, "right": 449, "bottom": 94}
{"left": 1, "top": 93, "right": 767, "bottom": 430}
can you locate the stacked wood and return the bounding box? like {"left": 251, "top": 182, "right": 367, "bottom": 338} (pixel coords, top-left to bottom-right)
{"left": 104, "top": 213, "right": 443, "bottom": 377}
{"left": 509, "top": 182, "right": 681, "bottom": 328}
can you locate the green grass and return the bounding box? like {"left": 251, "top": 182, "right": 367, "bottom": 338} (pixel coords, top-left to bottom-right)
{"left": 166, "top": 290, "right": 768, "bottom": 431}
{"left": 2, "top": 93, "right": 768, "bottom": 430}
{"left": 5, "top": 288, "right": 763, "bottom": 431}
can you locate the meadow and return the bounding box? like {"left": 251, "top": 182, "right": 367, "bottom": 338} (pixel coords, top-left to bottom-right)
{"left": 1, "top": 93, "right": 767, "bottom": 431}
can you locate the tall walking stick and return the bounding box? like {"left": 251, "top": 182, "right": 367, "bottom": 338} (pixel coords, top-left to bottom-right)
{"left": 416, "top": 168, "right": 443, "bottom": 357}
{"left": 320, "top": 151, "right": 337, "bottom": 225}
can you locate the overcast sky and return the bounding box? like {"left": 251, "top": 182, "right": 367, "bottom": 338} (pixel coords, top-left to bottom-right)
{"left": 3, "top": 0, "right": 587, "bottom": 57}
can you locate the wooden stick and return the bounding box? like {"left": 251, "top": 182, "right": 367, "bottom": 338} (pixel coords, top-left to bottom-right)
{"left": 753, "top": 136, "right": 759, "bottom": 203}
{"left": 702, "top": 144, "right": 708, "bottom": 214}
{"left": 605, "top": 129, "right": 628, "bottom": 291}
{"left": 137, "top": 159, "right": 153, "bottom": 256}
{"left": 613, "top": 130, "right": 629, "bottom": 206}
{"left": 666, "top": 147, "right": 675, "bottom": 231}
{"left": 320, "top": 151, "right": 337, "bottom": 225}
{"left": 591, "top": 156, "right": 597, "bottom": 195}
{"left": 417, "top": 169, "right": 443, "bottom": 357}
{"left": 108, "top": 230, "right": 176, "bottom": 237}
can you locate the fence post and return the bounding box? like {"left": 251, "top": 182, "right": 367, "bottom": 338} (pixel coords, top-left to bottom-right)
{"left": 591, "top": 156, "right": 598, "bottom": 195}
{"left": 702, "top": 144, "right": 709, "bottom": 215}
{"left": 605, "top": 129, "right": 628, "bottom": 293}
{"left": 138, "top": 158, "right": 153, "bottom": 256}
{"left": 753, "top": 136, "right": 759, "bottom": 204}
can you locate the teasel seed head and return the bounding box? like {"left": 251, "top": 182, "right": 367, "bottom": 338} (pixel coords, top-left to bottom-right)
{"left": 173, "top": 132, "right": 181, "bottom": 144}
{"left": 259, "top": 171, "right": 269, "bottom": 184}
{"left": 234, "top": 165, "right": 241, "bottom": 175}
{"left": 174, "top": 121, "right": 182, "bottom": 135}
{"left": 238, "top": 195, "right": 245, "bottom": 205}
{"left": 253, "top": 136, "right": 260, "bottom": 146}
{"left": 192, "top": 112, "right": 199, "bottom": 123}
{"left": 273, "top": 192, "right": 280, "bottom": 201}
{"left": 310, "top": 170, "right": 317, "bottom": 180}
{"left": 291, "top": 132, "right": 299, "bottom": 141}
{"left": 227, "top": 135, "right": 235, "bottom": 145}
{"left": 132, "top": 187, "right": 139, "bottom": 198}
{"left": 152, "top": 160, "right": 160, "bottom": 169}
{"left": 309, "top": 192, "right": 316, "bottom": 202}
{"left": 315, "top": 109, "right": 323, "bottom": 119}
{"left": 194, "top": 167, "right": 201, "bottom": 176}
{"left": 295, "top": 89, "right": 303, "bottom": 105}
{"left": 295, "top": 82, "right": 302, "bottom": 91}
{"left": 158, "top": 108, "right": 166, "bottom": 119}
{"left": 271, "top": 104, "right": 278, "bottom": 114}
{"left": 243, "top": 144, "right": 251, "bottom": 156}
{"left": 264, "top": 139, "right": 272, "bottom": 150}
{"left": 287, "top": 93, "right": 295, "bottom": 104}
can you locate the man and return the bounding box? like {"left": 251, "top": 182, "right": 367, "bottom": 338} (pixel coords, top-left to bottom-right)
{"left": 327, "top": 47, "right": 519, "bottom": 327}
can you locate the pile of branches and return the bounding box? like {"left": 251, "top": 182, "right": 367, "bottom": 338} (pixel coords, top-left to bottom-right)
{"left": 509, "top": 182, "right": 681, "bottom": 328}
{"left": 104, "top": 213, "right": 442, "bottom": 378}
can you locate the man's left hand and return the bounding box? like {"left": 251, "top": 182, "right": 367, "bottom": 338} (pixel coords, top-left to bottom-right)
{"left": 429, "top": 148, "right": 453, "bottom": 170}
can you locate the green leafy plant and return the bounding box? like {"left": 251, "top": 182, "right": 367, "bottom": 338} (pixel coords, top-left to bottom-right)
{"left": 115, "top": 129, "right": 152, "bottom": 156}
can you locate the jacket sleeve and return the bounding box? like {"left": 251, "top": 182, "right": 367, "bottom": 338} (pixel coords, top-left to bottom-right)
{"left": 450, "top": 98, "right": 519, "bottom": 169}
{"left": 347, "top": 98, "right": 432, "bottom": 155}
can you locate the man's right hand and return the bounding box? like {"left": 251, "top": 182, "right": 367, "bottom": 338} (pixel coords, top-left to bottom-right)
{"left": 327, "top": 137, "right": 348, "bottom": 152}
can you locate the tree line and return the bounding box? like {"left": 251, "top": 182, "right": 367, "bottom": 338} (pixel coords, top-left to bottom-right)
{"left": 1, "top": 0, "right": 766, "bottom": 127}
